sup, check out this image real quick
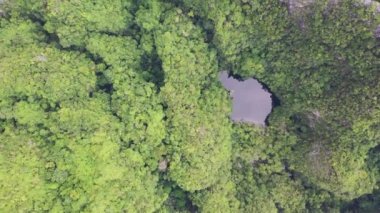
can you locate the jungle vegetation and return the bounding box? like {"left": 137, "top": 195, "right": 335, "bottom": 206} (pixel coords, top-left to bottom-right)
{"left": 0, "top": 0, "right": 379, "bottom": 212}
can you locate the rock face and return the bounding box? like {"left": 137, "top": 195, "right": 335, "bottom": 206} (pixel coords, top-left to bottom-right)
{"left": 280, "top": 0, "right": 380, "bottom": 38}
{"left": 280, "top": 0, "right": 315, "bottom": 14}
{"left": 375, "top": 25, "right": 380, "bottom": 39}
{"left": 281, "top": 0, "right": 380, "bottom": 14}
{"left": 158, "top": 159, "right": 168, "bottom": 172}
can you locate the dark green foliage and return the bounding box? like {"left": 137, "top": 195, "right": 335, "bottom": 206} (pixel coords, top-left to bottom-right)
{"left": 0, "top": 0, "right": 379, "bottom": 212}
{"left": 343, "top": 189, "right": 380, "bottom": 213}
{"left": 181, "top": 0, "right": 380, "bottom": 203}
{"left": 231, "top": 123, "right": 339, "bottom": 212}
{"left": 155, "top": 8, "right": 233, "bottom": 191}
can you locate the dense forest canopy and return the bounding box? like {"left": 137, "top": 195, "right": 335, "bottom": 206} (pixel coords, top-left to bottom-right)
{"left": 0, "top": 0, "right": 379, "bottom": 212}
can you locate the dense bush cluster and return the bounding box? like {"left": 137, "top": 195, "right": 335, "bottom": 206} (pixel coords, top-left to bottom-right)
{"left": 0, "top": 0, "right": 379, "bottom": 212}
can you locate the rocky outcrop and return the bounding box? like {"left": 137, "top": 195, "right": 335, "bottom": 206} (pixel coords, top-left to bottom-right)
{"left": 279, "top": 0, "right": 315, "bottom": 14}
{"left": 375, "top": 25, "right": 380, "bottom": 39}
{"left": 281, "top": 0, "right": 379, "bottom": 14}
{"left": 280, "top": 0, "right": 380, "bottom": 38}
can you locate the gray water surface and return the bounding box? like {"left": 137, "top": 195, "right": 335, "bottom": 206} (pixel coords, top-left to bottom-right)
{"left": 220, "top": 71, "right": 272, "bottom": 125}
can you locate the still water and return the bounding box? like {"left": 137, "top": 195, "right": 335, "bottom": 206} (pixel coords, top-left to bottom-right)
{"left": 220, "top": 71, "right": 273, "bottom": 125}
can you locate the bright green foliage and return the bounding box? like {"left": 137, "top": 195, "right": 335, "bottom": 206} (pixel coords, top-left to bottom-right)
{"left": 155, "top": 9, "right": 232, "bottom": 191}
{"left": 110, "top": 67, "right": 166, "bottom": 166}
{"left": 0, "top": 45, "right": 95, "bottom": 102}
{"left": 45, "top": 97, "right": 166, "bottom": 212}
{"left": 13, "top": 101, "right": 46, "bottom": 126}
{"left": 1, "top": 0, "right": 46, "bottom": 17}
{"left": 0, "top": 131, "right": 53, "bottom": 212}
{"left": 48, "top": 137, "right": 165, "bottom": 212}
{"left": 0, "top": 18, "right": 45, "bottom": 48}
{"left": 0, "top": 20, "right": 96, "bottom": 110}
{"left": 86, "top": 33, "right": 142, "bottom": 68}
{"left": 182, "top": 0, "right": 289, "bottom": 72}
{"left": 0, "top": 0, "right": 379, "bottom": 211}
{"left": 85, "top": 33, "right": 167, "bottom": 165}
{"left": 44, "top": 0, "right": 133, "bottom": 47}
{"left": 0, "top": 42, "right": 96, "bottom": 127}
{"left": 191, "top": 178, "right": 240, "bottom": 213}
{"left": 136, "top": 0, "right": 163, "bottom": 31}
